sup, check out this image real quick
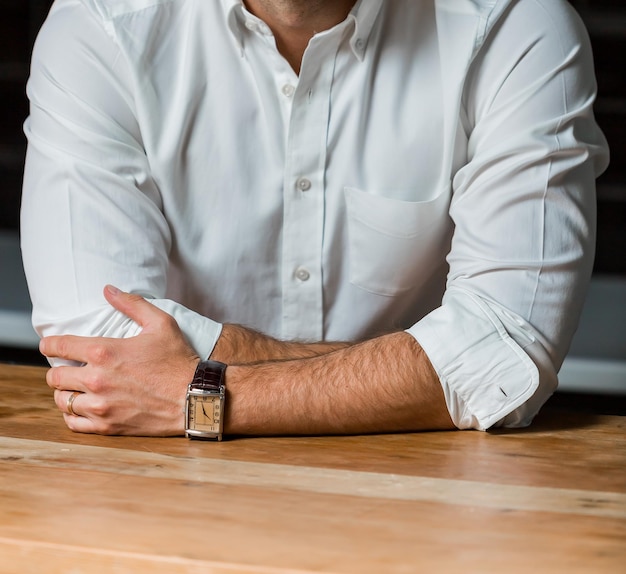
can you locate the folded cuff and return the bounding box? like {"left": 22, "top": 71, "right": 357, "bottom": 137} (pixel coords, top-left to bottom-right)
{"left": 407, "top": 289, "right": 541, "bottom": 430}
{"left": 150, "top": 299, "right": 222, "bottom": 360}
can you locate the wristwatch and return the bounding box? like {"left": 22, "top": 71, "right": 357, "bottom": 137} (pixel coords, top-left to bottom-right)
{"left": 185, "top": 359, "right": 227, "bottom": 441}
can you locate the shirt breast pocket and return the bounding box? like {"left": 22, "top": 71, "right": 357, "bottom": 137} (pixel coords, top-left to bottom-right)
{"left": 344, "top": 185, "right": 452, "bottom": 297}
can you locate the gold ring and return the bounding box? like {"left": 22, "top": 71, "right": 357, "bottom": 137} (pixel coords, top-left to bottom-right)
{"left": 67, "top": 391, "right": 81, "bottom": 416}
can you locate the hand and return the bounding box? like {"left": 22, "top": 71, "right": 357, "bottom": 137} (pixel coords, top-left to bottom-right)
{"left": 40, "top": 285, "right": 200, "bottom": 436}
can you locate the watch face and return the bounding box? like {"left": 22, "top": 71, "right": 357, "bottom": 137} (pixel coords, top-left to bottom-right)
{"left": 189, "top": 394, "right": 222, "bottom": 435}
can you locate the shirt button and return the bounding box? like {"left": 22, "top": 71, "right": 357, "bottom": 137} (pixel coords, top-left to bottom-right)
{"left": 296, "top": 178, "right": 312, "bottom": 192}
{"left": 258, "top": 22, "right": 272, "bottom": 36}
{"left": 281, "top": 84, "right": 295, "bottom": 98}
{"left": 244, "top": 19, "right": 257, "bottom": 31}
{"left": 295, "top": 268, "right": 310, "bottom": 282}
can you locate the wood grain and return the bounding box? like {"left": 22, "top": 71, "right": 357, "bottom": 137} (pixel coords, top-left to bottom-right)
{"left": 2, "top": 437, "right": 624, "bottom": 518}
{"left": 1, "top": 363, "right": 625, "bottom": 573}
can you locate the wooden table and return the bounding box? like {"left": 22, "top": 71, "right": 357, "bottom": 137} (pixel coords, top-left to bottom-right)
{"left": 1, "top": 364, "right": 625, "bottom": 573}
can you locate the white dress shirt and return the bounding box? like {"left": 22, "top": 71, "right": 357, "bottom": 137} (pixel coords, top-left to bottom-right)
{"left": 21, "top": 0, "right": 609, "bottom": 429}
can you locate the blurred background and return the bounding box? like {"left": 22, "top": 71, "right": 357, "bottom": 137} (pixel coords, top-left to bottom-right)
{"left": 0, "top": 0, "right": 624, "bottom": 409}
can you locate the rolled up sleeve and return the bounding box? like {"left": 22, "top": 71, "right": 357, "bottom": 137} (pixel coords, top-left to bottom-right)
{"left": 408, "top": 288, "right": 547, "bottom": 430}
{"left": 408, "top": 0, "right": 609, "bottom": 429}
{"left": 21, "top": 0, "right": 222, "bottom": 362}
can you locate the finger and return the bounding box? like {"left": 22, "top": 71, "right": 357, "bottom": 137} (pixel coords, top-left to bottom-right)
{"left": 40, "top": 335, "right": 95, "bottom": 365}
{"left": 54, "top": 390, "right": 117, "bottom": 435}
{"left": 55, "top": 390, "right": 101, "bottom": 435}
{"left": 103, "top": 284, "right": 166, "bottom": 330}
{"left": 46, "top": 365, "right": 89, "bottom": 393}
{"left": 54, "top": 389, "right": 84, "bottom": 417}
{"left": 64, "top": 413, "right": 102, "bottom": 435}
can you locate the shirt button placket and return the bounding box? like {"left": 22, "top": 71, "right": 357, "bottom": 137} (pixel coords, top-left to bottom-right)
{"left": 281, "top": 32, "right": 341, "bottom": 341}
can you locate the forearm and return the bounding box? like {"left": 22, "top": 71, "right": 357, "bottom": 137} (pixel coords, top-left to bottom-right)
{"left": 211, "top": 323, "right": 351, "bottom": 364}
{"left": 224, "top": 331, "right": 455, "bottom": 436}
{"left": 41, "top": 289, "right": 454, "bottom": 437}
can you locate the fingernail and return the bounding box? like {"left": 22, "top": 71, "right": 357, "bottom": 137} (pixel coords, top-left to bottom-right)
{"left": 105, "top": 284, "right": 121, "bottom": 295}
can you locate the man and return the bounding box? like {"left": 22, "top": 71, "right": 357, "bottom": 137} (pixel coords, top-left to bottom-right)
{"left": 21, "top": 0, "right": 609, "bottom": 437}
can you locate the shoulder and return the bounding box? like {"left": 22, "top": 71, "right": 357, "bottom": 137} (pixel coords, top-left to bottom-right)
{"left": 482, "top": 0, "right": 589, "bottom": 47}
{"left": 431, "top": 0, "right": 590, "bottom": 51}
{"left": 481, "top": 0, "right": 594, "bottom": 92}
{"left": 81, "top": 0, "right": 180, "bottom": 20}
{"left": 432, "top": 0, "right": 589, "bottom": 65}
{"left": 44, "top": 0, "right": 201, "bottom": 34}
{"left": 471, "top": 0, "right": 593, "bottom": 78}
{"left": 462, "top": 0, "right": 598, "bottom": 126}
{"left": 36, "top": 0, "right": 224, "bottom": 64}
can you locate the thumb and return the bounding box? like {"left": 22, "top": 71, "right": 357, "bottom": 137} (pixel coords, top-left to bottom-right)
{"left": 103, "top": 285, "right": 163, "bottom": 329}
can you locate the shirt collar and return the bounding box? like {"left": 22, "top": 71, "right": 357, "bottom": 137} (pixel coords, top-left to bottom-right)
{"left": 222, "top": 0, "right": 245, "bottom": 55}
{"left": 347, "top": 0, "right": 383, "bottom": 61}
{"left": 222, "top": 0, "right": 384, "bottom": 61}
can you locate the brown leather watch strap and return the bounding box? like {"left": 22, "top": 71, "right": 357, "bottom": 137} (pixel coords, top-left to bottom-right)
{"left": 190, "top": 360, "right": 227, "bottom": 392}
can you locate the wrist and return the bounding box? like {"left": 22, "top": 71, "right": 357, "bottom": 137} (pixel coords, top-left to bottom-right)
{"left": 210, "top": 324, "right": 287, "bottom": 364}
{"left": 184, "top": 359, "right": 228, "bottom": 440}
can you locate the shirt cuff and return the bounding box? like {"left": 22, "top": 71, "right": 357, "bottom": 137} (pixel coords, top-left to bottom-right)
{"left": 36, "top": 298, "right": 222, "bottom": 366}
{"left": 406, "top": 288, "right": 546, "bottom": 430}
{"left": 150, "top": 299, "right": 222, "bottom": 360}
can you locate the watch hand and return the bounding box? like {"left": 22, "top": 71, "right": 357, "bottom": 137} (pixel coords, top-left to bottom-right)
{"left": 201, "top": 403, "right": 210, "bottom": 419}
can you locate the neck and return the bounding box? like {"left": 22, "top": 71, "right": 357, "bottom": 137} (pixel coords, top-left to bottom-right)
{"left": 243, "top": 0, "right": 357, "bottom": 74}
